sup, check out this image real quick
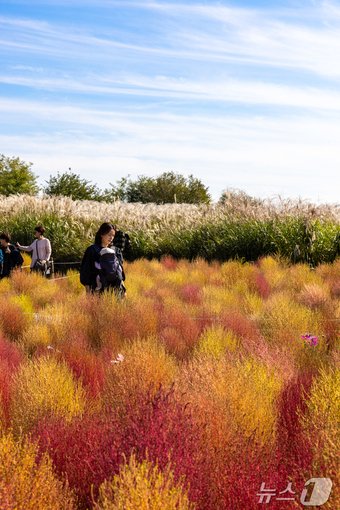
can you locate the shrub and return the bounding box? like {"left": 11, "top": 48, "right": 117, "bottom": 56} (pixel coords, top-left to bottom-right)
{"left": 0, "top": 431, "right": 75, "bottom": 509}
{"left": 11, "top": 357, "right": 86, "bottom": 433}
{"left": 35, "top": 387, "right": 205, "bottom": 509}
{"left": 104, "top": 337, "right": 177, "bottom": 415}
{"left": 178, "top": 355, "right": 281, "bottom": 447}
{"left": 19, "top": 323, "right": 51, "bottom": 356}
{"left": 0, "top": 297, "right": 30, "bottom": 340}
{"left": 195, "top": 325, "right": 239, "bottom": 358}
{"left": 159, "top": 306, "right": 201, "bottom": 359}
{"left": 34, "top": 414, "right": 122, "bottom": 509}
{"left": 276, "top": 372, "right": 315, "bottom": 478}
{"left": 260, "top": 292, "right": 321, "bottom": 349}
{"left": 301, "top": 368, "right": 340, "bottom": 478}
{"left": 298, "top": 283, "right": 330, "bottom": 310}
{"left": 59, "top": 342, "right": 107, "bottom": 399}
{"left": 94, "top": 454, "right": 195, "bottom": 510}
{"left": 0, "top": 336, "right": 23, "bottom": 427}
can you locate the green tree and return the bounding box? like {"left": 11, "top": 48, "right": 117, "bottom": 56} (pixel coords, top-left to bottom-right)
{"left": 219, "top": 188, "right": 264, "bottom": 207}
{"left": 44, "top": 170, "right": 102, "bottom": 201}
{"left": 105, "top": 172, "right": 211, "bottom": 204}
{"left": 0, "top": 154, "right": 38, "bottom": 196}
{"left": 101, "top": 176, "right": 130, "bottom": 202}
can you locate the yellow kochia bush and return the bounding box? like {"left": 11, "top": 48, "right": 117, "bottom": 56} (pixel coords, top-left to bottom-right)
{"left": 10, "top": 271, "right": 59, "bottom": 308}
{"left": 195, "top": 325, "right": 239, "bottom": 358}
{"left": 301, "top": 368, "right": 340, "bottom": 476}
{"left": 179, "top": 356, "right": 282, "bottom": 446}
{"left": 0, "top": 432, "right": 76, "bottom": 509}
{"left": 11, "top": 357, "right": 86, "bottom": 433}
{"left": 10, "top": 293, "right": 34, "bottom": 316}
{"left": 202, "top": 285, "right": 240, "bottom": 315}
{"left": 104, "top": 336, "right": 178, "bottom": 412}
{"left": 226, "top": 358, "right": 282, "bottom": 444}
{"left": 257, "top": 256, "right": 287, "bottom": 290}
{"left": 19, "top": 323, "right": 51, "bottom": 355}
{"left": 261, "top": 292, "right": 321, "bottom": 344}
{"left": 94, "top": 454, "right": 195, "bottom": 510}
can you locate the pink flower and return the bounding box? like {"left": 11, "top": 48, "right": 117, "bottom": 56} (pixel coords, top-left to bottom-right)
{"left": 301, "top": 333, "right": 318, "bottom": 347}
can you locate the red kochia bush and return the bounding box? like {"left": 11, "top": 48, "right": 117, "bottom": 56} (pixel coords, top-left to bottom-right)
{"left": 0, "top": 335, "right": 23, "bottom": 425}
{"left": 220, "top": 310, "right": 262, "bottom": 341}
{"left": 180, "top": 283, "right": 203, "bottom": 305}
{"left": 276, "top": 372, "right": 315, "bottom": 479}
{"left": 254, "top": 270, "right": 271, "bottom": 299}
{"left": 34, "top": 386, "right": 211, "bottom": 509}
{"left": 210, "top": 443, "right": 279, "bottom": 510}
{"left": 160, "top": 255, "right": 178, "bottom": 270}
{"left": 159, "top": 308, "right": 201, "bottom": 359}
{"left": 34, "top": 414, "right": 123, "bottom": 509}
{"left": 11, "top": 357, "right": 319, "bottom": 510}
{"left": 56, "top": 342, "right": 107, "bottom": 399}
{"left": 0, "top": 335, "right": 23, "bottom": 368}
{"left": 118, "top": 386, "right": 211, "bottom": 506}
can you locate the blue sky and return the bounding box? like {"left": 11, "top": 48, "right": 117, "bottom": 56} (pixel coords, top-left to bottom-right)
{"left": 1, "top": 0, "right": 340, "bottom": 202}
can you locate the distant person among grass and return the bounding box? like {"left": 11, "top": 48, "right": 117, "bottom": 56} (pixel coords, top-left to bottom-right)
{"left": 16, "top": 225, "right": 52, "bottom": 274}
{"left": 0, "top": 232, "right": 24, "bottom": 278}
{"left": 80, "top": 222, "right": 127, "bottom": 297}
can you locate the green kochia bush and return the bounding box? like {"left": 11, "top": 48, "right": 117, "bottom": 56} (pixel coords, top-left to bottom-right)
{"left": 1, "top": 213, "right": 339, "bottom": 265}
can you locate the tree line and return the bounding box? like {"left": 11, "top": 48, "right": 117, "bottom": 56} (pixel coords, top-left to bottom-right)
{"left": 0, "top": 154, "right": 213, "bottom": 204}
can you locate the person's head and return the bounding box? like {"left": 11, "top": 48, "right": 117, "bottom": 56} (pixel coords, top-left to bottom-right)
{"left": 34, "top": 225, "right": 45, "bottom": 238}
{"left": 94, "top": 222, "right": 116, "bottom": 247}
{"left": 0, "top": 232, "right": 10, "bottom": 247}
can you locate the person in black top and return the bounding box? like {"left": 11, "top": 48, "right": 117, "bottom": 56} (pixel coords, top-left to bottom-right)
{"left": 0, "top": 232, "right": 24, "bottom": 278}
{"left": 80, "top": 222, "right": 127, "bottom": 296}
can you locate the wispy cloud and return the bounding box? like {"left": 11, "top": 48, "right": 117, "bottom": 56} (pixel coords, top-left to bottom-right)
{"left": 1, "top": 1, "right": 340, "bottom": 203}
{"left": 1, "top": 95, "right": 339, "bottom": 202}
{"left": 2, "top": 73, "right": 340, "bottom": 112}
{"left": 2, "top": 3, "right": 340, "bottom": 75}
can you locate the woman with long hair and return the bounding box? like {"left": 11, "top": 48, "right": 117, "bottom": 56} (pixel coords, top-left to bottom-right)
{"left": 80, "top": 222, "right": 126, "bottom": 297}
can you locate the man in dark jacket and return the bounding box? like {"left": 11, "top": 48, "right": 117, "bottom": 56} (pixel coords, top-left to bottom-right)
{"left": 0, "top": 232, "right": 24, "bottom": 278}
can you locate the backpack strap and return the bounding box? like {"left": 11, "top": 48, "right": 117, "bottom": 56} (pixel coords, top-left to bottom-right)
{"left": 36, "top": 239, "right": 41, "bottom": 261}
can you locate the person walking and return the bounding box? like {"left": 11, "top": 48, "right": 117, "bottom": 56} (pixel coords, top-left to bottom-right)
{"left": 16, "top": 225, "right": 52, "bottom": 274}
{"left": 0, "top": 232, "right": 24, "bottom": 278}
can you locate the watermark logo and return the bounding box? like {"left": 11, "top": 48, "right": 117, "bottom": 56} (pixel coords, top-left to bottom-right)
{"left": 300, "top": 478, "right": 333, "bottom": 506}
{"left": 257, "top": 478, "right": 332, "bottom": 506}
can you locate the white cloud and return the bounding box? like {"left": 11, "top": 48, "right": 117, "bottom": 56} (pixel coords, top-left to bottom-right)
{"left": 0, "top": 97, "right": 339, "bottom": 202}
{"left": 1, "top": 1, "right": 340, "bottom": 203}
{"left": 3, "top": 72, "right": 340, "bottom": 113}
{"left": 2, "top": 3, "right": 340, "bottom": 76}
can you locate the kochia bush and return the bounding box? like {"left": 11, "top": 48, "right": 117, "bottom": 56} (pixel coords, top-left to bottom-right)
{"left": 11, "top": 357, "right": 86, "bottom": 434}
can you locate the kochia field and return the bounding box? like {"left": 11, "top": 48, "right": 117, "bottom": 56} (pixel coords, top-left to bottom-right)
{"left": 0, "top": 256, "right": 339, "bottom": 509}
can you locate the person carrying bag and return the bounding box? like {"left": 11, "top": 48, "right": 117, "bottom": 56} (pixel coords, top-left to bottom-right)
{"left": 34, "top": 240, "right": 51, "bottom": 275}
{"left": 16, "top": 225, "right": 52, "bottom": 276}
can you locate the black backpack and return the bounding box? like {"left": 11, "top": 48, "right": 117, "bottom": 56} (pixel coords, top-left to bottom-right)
{"left": 11, "top": 246, "right": 24, "bottom": 268}
{"left": 112, "top": 231, "right": 132, "bottom": 259}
